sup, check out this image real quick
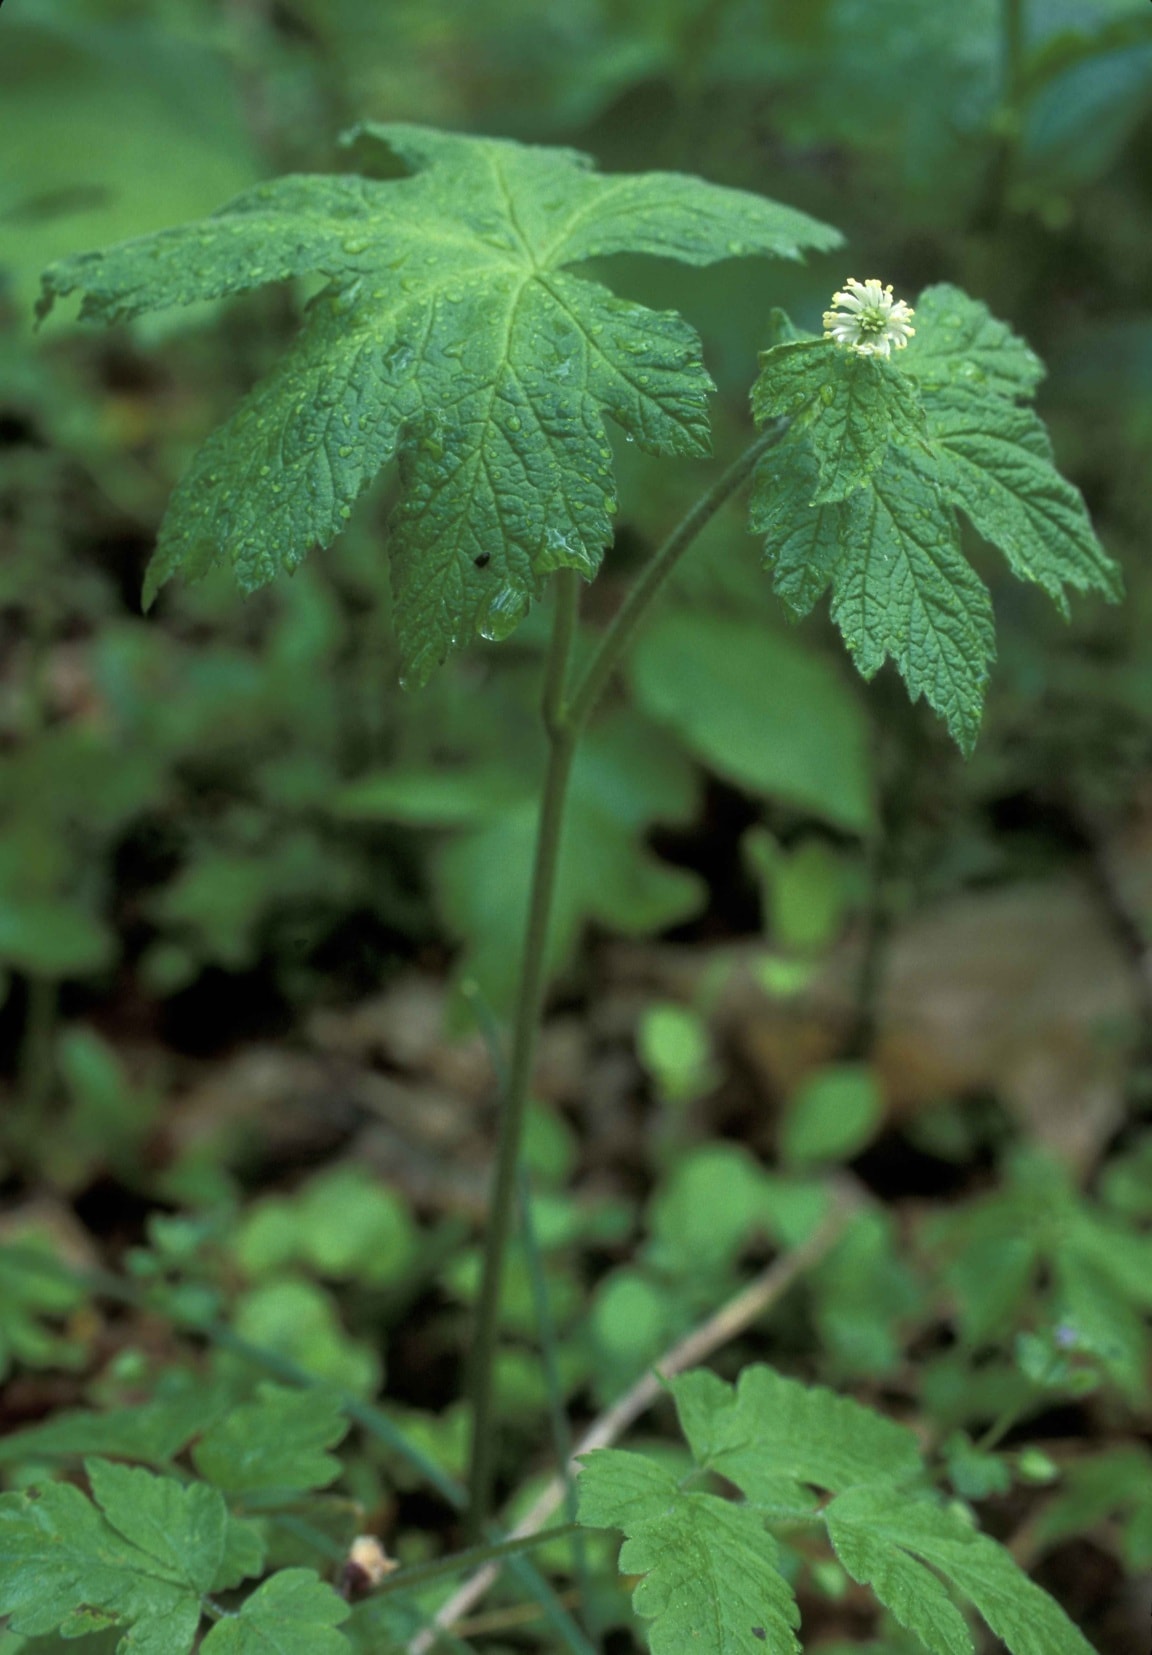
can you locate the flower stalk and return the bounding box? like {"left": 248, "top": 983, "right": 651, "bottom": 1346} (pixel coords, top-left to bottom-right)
{"left": 464, "top": 418, "right": 791, "bottom": 1535}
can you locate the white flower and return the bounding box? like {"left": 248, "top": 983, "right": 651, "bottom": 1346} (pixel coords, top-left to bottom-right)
{"left": 822, "top": 277, "right": 916, "bottom": 358}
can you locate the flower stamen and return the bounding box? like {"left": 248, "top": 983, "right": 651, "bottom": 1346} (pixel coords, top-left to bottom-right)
{"left": 823, "top": 277, "right": 915, "bottom": 359}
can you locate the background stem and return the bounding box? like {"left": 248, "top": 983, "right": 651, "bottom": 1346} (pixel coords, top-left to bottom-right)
{"left": 973, "top": 0, "right": 1027, "bottom": 230}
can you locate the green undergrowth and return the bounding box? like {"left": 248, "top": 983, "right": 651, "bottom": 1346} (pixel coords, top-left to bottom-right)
{"left": 3, "top": 4, "right": 1152, "bottom": 1652}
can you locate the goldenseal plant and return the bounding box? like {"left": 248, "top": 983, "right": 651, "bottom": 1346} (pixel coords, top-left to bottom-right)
{"left": 17, "top": 124, "right": 1120, "bottom": 1655}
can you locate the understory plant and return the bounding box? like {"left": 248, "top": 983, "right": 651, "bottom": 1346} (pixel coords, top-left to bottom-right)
{"left": 3, "top": 119, "right": 1131, "bottom": 1655}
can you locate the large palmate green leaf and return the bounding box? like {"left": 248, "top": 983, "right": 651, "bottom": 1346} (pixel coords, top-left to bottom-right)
{"left": 38, "top": 123, "right": 840, "bottom": 684}
{"left": 749, "top": 285, "right": 1120, "bottom": 751}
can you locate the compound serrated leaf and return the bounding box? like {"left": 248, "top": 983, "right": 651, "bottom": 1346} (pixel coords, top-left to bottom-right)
{"left": 670, "top": 1366, "right": 925, "bottom": 1508}
{"left": 827, "top": 1485, "right": 1097, "bottom": 1655}
{"left": 85, "top": 1460, "right": 225, "bottom": 1596}
{"left": 751, "top": 282, "right": 1121, "bottom": 751}
{"left": 39, "top": 123, "right": 840, "bottom": 683}
{"left": 0, "top": 1460, "right": 228, "bottom": 1655}
{"left": 191, "top": 1385, "right": 348, "bottom": 1495}
{"left": 199, "top": 1569, "right": 351, "bottom": 1655}
{"left": 577, "top": 1449, "right": 800, "bottom": 1655}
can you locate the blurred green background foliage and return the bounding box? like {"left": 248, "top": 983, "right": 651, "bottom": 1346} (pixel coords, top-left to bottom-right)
{"left": 5, "top": 0, "right": 1152, "bottom": 1043}
{"left": 2, "top": 5, "right": 1152, "bottom": 1647}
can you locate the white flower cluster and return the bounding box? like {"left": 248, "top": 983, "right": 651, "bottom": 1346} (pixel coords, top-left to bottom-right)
{"left": 823, "top": 277, "right": 916, "bottom": 358}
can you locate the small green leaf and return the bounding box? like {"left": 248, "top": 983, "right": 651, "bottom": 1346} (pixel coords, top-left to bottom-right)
{"left": 199, "top": 1570, "right": 350, "bottom": 1655}
{"left": 0, "top": 1460, "right": 228, "bottom": 1655}
{"left": 629, "top": 606, "right": 873, "bottom": 832}
{"left": 0, "top": 899, "right": 113, "bottom": 977}
{"left": 0, "top": 1246, "right": 87, "bottom": 1384}
{"left": 751, "top": 340, "right": 928, "bottom": 502}
{"left": 810, "top": 1211, "right": 923, "bottom": 1380}
{"left": 332, "top": 766, "right": 520, "bottom": 827}
{"left": 578, "top": 1450, "right": 800, "bottom": 1654}
{"left": 0, "top": 1391, "right": 228, "bottom": 1468}
{"left": 647, "top": 1144, "right": 775, "bottom": 1277}
{"left": 780, "top": 1063, "right": 884, "bottom": 1165}
{"left": 942, "top": 1433, "right": 1012, "bottom": 1502}
{"left": 233, "top": 1279, "right": 379, "bottom": 1397}
{"left": 637, "top": 1003, "right": 718, "bottom": 1106}
{"left": 84, "top": 1460, "right": 226, "bottom": 1604}
{"left": 191, "top": 1385, "right": 349, "bottom": 1495}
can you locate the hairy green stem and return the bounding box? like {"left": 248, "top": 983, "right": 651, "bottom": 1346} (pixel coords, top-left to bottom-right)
{"left": 464, "top": 424, "right": 789, "bottom": 1538}
{"left": 517, "top": 1164, "right": 594, "bottom": 1627}
{"left": 567, "top": 420, "right": 787, "bottom": 731}
{"left": 465, "top": 572, "right": 581, "bottom": 1536}
{"left": 460, "top": 982, "right": 593, "bottom": 1624}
